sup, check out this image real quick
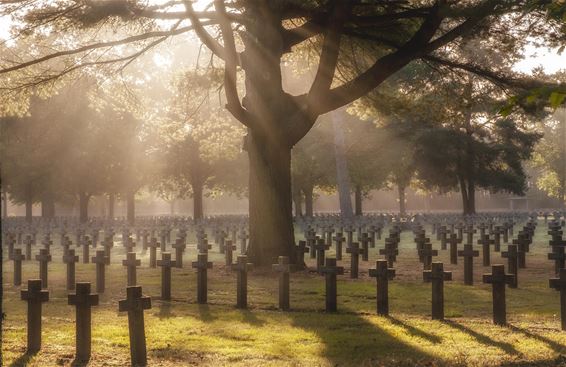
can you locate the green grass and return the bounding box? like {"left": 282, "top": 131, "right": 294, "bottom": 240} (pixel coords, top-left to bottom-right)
{"left": 3, "top": 220, "right": 566, "bottom": 366}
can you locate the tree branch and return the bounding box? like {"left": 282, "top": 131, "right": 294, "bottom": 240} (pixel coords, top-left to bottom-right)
{"left": 183, "top": 0, "right": 226, "bottom": 61}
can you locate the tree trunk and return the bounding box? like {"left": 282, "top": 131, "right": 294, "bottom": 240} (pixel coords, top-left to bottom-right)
{"left": 467, "top": 180, "right": 476, "bottom": 215}
{"left": 459, "top": 177, "right": 470, "bottom": 215}
{"left": 41, "top": 194, "right": 55, "bottom": 220}
{"left": 293, "top": 190, "right": 303, "bottom": 217}
{"left": 304, "top": 185, "right": 314, "bottom": 217}
{"left": 354, "top": 185, "right": 363, "bottom": 216}
{"left": 398, "top": 185, "right": 407, "bottom": 216}
{"left": 170, "top": 199, "right": 175, "bottom": 216}
{"left": 79, "top": 192, "right": 89, "bottom": 223}
{"left": 126, "top": 191, "right": 135, "bottom": 225}
{"left": 25, "top": 195, "right": 33, "bottom": 224}
{"left": 2, "top": 190, "right": 8, "bottom": 218}
{"left": 331, "top": 110, "right": 354, "bottom": 217}
{"left": 108, "top": 193, "right": 115, "bottom": 219}
{"left": 246, "top": 133, "right": 296, "bottom": 266}
{"left": 193, "top": 183, "right": 204, "bottom": 221}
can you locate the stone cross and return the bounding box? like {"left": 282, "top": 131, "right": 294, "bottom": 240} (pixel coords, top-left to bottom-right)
{"left": 68, "top": 282, "right": 99, "bottom": 362}
{"left": 103, "top": 238, "right": 113, "bottom": 264}
{"left": 157, "top": 252, "right": 176, "bottom": 300}
{"left": 192, "top": 253, "right": 213, "bottom": 304}
{"left": 501, "top": 245, "right": 519, "bottom": 288}
{"left": 197, "top": 238, "right": 212, "bottom": 254}
{"left": 493, "top": 226, "right": 504, "bottom": 252}
{"left": 379, "top": 239, "right": 398, "bottom": 267}
{"left": 477, "top": 234, "right": 494, "bottom": 266}
{"left": 333, "top": 232, "right": 345, "bottom": 261}
{"left": 232, "top": 255, "right": 253, "bottom": 309}
{"left": 147, "top": 239, "right": 159, "bottom": 268}
{"left": 447, "top": 233, "right": 460, "bottom": 265}
{"left": 122, "top": 252, "right": 141, "bottom": 286}
{"left": 463, "top": 226, "right": 476, "bottom": 246}
{"left": 458, "top": 244, "right": 479, "bottom": 285}
{"left": 369, "top": 260, "right": 395, "bottom": 316}
{"left": 225, "top": 239, "right": 237, "bottom": 266}
{"left": 238, "top": 230, "right": 249, "bottom": 254}
{"left": 483, "top": 264, "right": 515, "bottom": 325}
{"left": 512, "top": 235, "right": 529, "bottom": 269}
{"left": 118, "top": 286, "right": 151, "bottom": 367}
{"left": 314, "top": 238, "right": 330, "bottom": 273}
{"left": 359, "top": 233, "right": 371, "bottom": 261}
{"left": 36, "top": 248, "right": 52, "bottom": 289}
{"left": 296, "top": 240, "right": 309, "bottom": 265}
{"left": 549, "top": 268, "right": 566, "bottom": 330}
{"left": 172, "top": 238, "right": 185, "bottom": 268}
{"left": 320, "top": 258, "right": 344, "bottom": 312}
{"left": 418, "top": 242, "right": 438, "bottom": 270}
{"left": 82, "top": 238, "right": 90, "bottom": 264}
{"left": 438, "top": 226, "right": 448, "bottom": 250}
{"left": 346, "top": 242, "right": 364, "bottom": 279}
{"left": 306, "top": 231, "right": 317, "bottom": 259}
{"left": 272, "top": 256, "right": 291, "bottom": 310}
{"left": 91, "top": 250, "right": 109, "bottom": 293}
{"left": 63, "top": 249, "right": 79, "bottom": 290}
{"left": 423, "top": 262, "right": 452, "bottom": 320}
{"left": 24, "top": 235, "right": 33, "bottom": 260}
{"left": 549, "top": 244, "right": 566, "bottom": 276}
{"left": 21, "top": 279, "right": 49, "bottom": 353}
{"left": 13, "top": 248, "right": 25, "bottom": 286}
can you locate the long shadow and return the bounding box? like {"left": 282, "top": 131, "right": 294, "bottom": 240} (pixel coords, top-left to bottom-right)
{"left": 386, "top": 316, "right": 442, "bottom": 344}
{"left": 196, "top": 304, "right": 218, "bottom": 322}
{"left": 287, "top": 307, "right": 443, "bottom": 366}
{"left": 70, "top": 358, "right": 88, "bottom": 367}
{"left": 442, "top": 320, "right": 521, "bottom": 356}
{"left": 239, "top": 309, "right": 266, "bottom": 326}
{"left": 508, "top": 324, "right": 566, "bottom": 353}
{"left": 156, "top": 300, "right": 174, "bottom": 319}
{"left": 9, "top": 352, "right": 35, "bottom": 367}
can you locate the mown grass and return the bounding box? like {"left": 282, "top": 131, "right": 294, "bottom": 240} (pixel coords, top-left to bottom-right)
{"left": 3, "top": 219, "right": 566, "bottom": 366}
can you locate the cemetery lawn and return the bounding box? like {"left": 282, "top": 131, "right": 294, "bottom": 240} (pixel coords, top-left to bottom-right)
{"left": 3, "top": 221, "right": 566, "bottom": 366}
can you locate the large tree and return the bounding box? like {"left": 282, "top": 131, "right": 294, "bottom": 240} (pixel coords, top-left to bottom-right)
{"left": 1, "top": 1, "right": 562, "bottom": 264}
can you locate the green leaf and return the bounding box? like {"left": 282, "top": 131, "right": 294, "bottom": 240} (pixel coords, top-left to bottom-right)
{"left": 549, "top": 92, "right": 566, "bottom": 109}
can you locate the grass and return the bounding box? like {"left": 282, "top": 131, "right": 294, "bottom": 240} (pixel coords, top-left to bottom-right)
{"left": 3, "top": 219, "right": 566, "bottom": 366}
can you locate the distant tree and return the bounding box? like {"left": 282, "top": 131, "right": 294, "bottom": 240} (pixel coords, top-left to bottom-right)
{"left": 531, "top": 108, "right": 566, "bottom": 207}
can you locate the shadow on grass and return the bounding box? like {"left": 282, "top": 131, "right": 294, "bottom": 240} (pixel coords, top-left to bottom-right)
{"left": 238, "top": 309, "right": 266, "bottom": 326}
{"left": 9, "top": 351, "right": 35, "bottom": 367}
{"left": 287, "top": 307, "right": 442, "bottom": 366}
{"left": 442, "top": 320, "right": 521, "bottom": 356}
{"left": 157, "top": 301, "right": 173, "bottom": 319}
{"left": 386, "top": 316, "right": 442, "bottom": 344}
{"left": 509, "top": 324, "right": 566, "bottom": 353}
{"left": 196, "top": 304, "right": 218, "bottom": 322}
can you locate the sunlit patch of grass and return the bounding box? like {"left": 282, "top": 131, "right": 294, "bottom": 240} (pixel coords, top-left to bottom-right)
{"left": 3, "top": 219, "right": 566, "bottom": 366}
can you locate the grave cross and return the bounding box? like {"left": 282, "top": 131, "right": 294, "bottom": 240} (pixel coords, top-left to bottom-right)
{"left": 549, "top": 268, "right": 566, "bottom": 331}
{"left": 192, "top": 253, "right": 213, "bottom": 304}
{"left": 21, "top": 279, "right": 49, "bottom": 353}
{"left": 314, "top": 238, "right": 330, "bottom": 272}
{"left": 225, "top": 239, "right": 237, "bottom": 266}
{"left": 483, "top": 264, "right": 515, "bottom": 325}
{"left": 463, "top": 226, "right": 477, "bottom": 246}
{"left": 346, "top": 242, "right": 365, "bottom": 279}
{"left": 82, "top": 237, "right": 90, "bottom": 264}
{"left": 272, "top": 256, "right": 291, "bottom": 310}
{"left": 458, "top": 244, "right": 479, "bottom": 285}
{"left": 306, "top": 231, "right": 317, "bottom": 259}
{"left": 157, "top": 252, "right": 176, "bottom": 300}
{"left": 418, "top": 242, "right": 438, "bottom": 270}
{"left": 122, "top": 252, "right": 141, "bottom": 286}
{"left": 369, "top": 260, "right": 395, "bottom": 316}
{"left": 63, "top": 249, "right": 79, "bottom": 290}
{"left": 359, "top": 233, "right": 371, "bottom": 261}
{"left": 512, "top": 235, "right": 529, "bottom": 269}
{"left": 172, "top": 238, "right": 186, "bottom": 268}
{"left": 296, "top": 240, "right": 309, "bottom": 265}
{"left": 501, "top": 245, "right": 519, "bottom": 288}
{"left": 447, "top": 233, "right": 460, "bottom": 265}
{"left": 332, "top": 232, "right": 345, "bottom": 261}
{"left": 493, "top": 226, "right": 504, "bottom": 252}
{"left": 13, "top": 248, "right": 25, "bottom": 286}
{"left": 147, "top": 239, "right": 159, "bottom": 268}
{"left": 379, "top": 239, "right": 399, "bottom": 267}
{"left": 118, "top": 286, "right": 151, "bottom": 367}
{"left": 477, "top": 234, "right": 495, "bottom": 266}
{"left": 36, "top": 248, "right": 52, "bottom": 289}
{"left": 423, "top": 262, "right": 452, "bottom": 320}
{"left": 549, "top": 244, "right": 566, "bottom": 275}
{"left": 24, "top": 235, "right": 33, "bottom": 260}
{"left": 68, "top": 282, "right": 99, "bottom": 362}
{"left": 238, "top": 230, "right": 249, "bottom": 254}
{"left": 197, "top": 238, "right": 212, "bottom": 254}
{"left": 91, "top": 250, "right": 109, "bottom": 293}
{"left": 320, "top": 258, "right": 344, "bottom": 312}
{"left": 232, "top": 255, "right": 253, "bottom": 309}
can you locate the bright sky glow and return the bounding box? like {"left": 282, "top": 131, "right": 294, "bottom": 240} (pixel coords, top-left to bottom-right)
{"left": 514, "top": 44, "right": 566, "bottom": 74}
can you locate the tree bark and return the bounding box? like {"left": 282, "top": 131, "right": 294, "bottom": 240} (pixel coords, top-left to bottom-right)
{"left": 108, "top": 193, "right": 115, "bottom": 219}
{"left": 354, "top": 185, "right": 363, "bottom": 216}
{"left": 246, "top": 133, "right": 296, "bottom": 266}
{"left": 303, "top": 185, "right": 314, "bottom": 217}
{"left": 41, "top": 194, "right": 55, "bottom": 220}
{"left": 25, "top": 195, "right": 33, "bottom": 224}
{"left": 79, "top": 192, "right": 89, "bottom": 223}
{"left": 331, "top": 110, "right": 354, "bottom": 217}
{"left": 398, "top": 185, "right": 407, "bottom": 216}
{"left": 193, "top": 182, "right": 204, "bottom": 221}
{"left": 126, "top": 191, "right": 135, "bottom": 225}
{"left": 1, "top": 190, "right": 7, "bottom": 218}
{"left": 467, "top": 180, "right": 476, "bottom": 215}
